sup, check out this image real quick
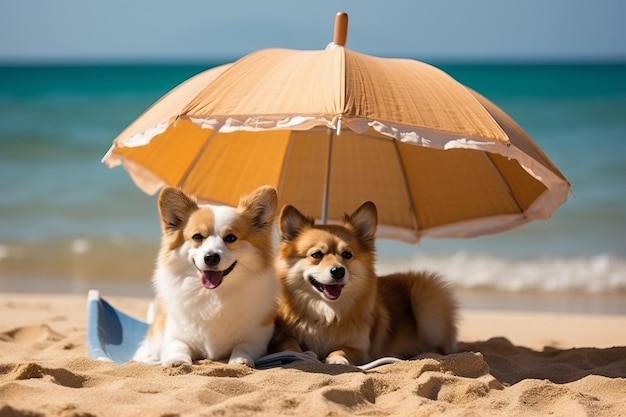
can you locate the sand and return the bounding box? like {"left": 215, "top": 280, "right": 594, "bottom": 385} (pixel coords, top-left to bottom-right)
{"left": 1, "top": 292, "right": 625, "bottom": 417}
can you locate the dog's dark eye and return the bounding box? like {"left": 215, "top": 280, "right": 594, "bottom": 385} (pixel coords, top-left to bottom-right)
{"left": 192, "top": 233, "right": 203, "bottom": 242}
{"left": 310, "top": 251, "right": 323, "bottom": 259}
{"left": 342, "top": 251, "right": 353, "bottom": 260}
{"left": 224, "top": 234, "right": 238, "bottom": 243}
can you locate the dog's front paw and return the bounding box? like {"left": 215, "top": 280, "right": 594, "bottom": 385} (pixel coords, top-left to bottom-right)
{"left": 132, "top": 341, "right": 161, "bottom": 365}
{"left": 162, "top": 355, "right": 192, "bottom": 367}
{"left": 161, "top": 340, "right": 192, "bottom": 367}
{"left": 325, "top": 354, "right": 350, "bottom": 366}
{"left": 228, "top": 354, "right": 255, "bottom": 368}
{"left": 132, "top": 350, "right": 159, "bottom": 365}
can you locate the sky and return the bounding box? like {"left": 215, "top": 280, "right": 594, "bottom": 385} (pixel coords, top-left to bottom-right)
{"left": 1, "top": 0, "right": 625, "bottom": 63}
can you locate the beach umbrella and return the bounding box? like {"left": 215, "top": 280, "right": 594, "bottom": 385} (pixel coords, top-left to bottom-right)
{"left": 102, "top": 12, "right": 570, "bottom": 243}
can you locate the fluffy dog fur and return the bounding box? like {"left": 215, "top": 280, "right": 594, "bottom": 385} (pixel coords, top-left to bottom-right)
{"left": 269, "top": 201, "right": 458, "bottom": 366}
{"left": 133, "top": 185, "right": 279, "bottom": 367}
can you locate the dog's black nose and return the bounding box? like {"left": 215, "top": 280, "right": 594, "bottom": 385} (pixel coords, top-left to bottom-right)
{"left": 204, "top": 253, "right": 220, "bottom": 266}
{"left": 330, "top": 266, "right": 345, "bottom": 280}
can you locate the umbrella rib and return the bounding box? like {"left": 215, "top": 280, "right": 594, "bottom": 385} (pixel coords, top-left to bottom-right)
{"left": 179, "top": 129, "right": 216, "bottom": 191}
{"left": 392, "top": 141, "right": 420, "bottom": 233}
{"left": 482, "top": 152, "right": 525, "bottom": 213}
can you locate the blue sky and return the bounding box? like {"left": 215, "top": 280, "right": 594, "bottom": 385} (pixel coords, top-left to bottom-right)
{"left": 1, "top": 0, "right": 625, "bottom": 63}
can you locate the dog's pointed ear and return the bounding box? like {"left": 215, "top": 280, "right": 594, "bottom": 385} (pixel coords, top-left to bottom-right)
{"left": 279, "top": 205, "right": 314, "bottom": 241}
{"left": 345, "top": 201, "right": 377, "bottom": 247}
{"left": 158, "top": 187, "right": 198, "bottom": 235}
{"left": 238, "top": 185, "right": 278, "bottom": 230}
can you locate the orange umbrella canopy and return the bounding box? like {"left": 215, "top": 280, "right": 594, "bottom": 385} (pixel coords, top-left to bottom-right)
{"left": 103, "top": 12, "right": 570, "bottom": 243}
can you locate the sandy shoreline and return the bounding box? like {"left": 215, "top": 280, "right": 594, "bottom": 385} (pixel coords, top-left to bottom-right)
{"left": 1, "top": 291, "right": 625, "bottom": 416}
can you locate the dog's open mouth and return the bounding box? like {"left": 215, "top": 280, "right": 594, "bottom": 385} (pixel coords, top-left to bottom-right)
{"left": 201, "top": 261, "right": 237, "bottom": 289}
{"left": 309, "top": 277, "right": 344, "bottom": 301}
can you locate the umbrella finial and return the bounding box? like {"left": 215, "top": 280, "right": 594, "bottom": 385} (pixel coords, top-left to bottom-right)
{"left": 333, "top": 11, "right": 348, "bottom": 46}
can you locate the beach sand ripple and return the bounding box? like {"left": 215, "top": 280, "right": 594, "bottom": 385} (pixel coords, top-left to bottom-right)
{"left": 1, "top": 293, "right": 625, "bottom": 417}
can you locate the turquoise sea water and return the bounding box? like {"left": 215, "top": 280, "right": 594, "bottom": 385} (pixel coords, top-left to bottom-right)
{"left": 1, "top": 62, "right": 625, "bottom": 312}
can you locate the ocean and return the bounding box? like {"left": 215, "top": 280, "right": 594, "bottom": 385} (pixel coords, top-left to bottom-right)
{"left": 1, "top": 62, "right": 625, "bottom": 314}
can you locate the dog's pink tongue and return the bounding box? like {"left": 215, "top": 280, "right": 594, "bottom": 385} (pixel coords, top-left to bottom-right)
{"left": 202, "top": 270, "right": 224, "bottom": 289}
{"left": 323, "top": 284, "right": 344, "bottom": 300}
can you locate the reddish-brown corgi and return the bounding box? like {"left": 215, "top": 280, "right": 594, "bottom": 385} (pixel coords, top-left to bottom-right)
{"left": 270, "top": 201, "right": 458, "bottom": 366}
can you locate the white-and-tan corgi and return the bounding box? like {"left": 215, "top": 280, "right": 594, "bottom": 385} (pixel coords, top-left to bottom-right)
{"left": 133, "top": 185, "right": 279, "bottom": 367}
{"left": 270, "top": 201, "right": 458, "bottom": 366}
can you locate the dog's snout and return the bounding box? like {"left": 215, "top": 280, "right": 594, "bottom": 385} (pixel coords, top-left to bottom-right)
{"left": 204, "top": 253, "right": 220, "bottom": 266}
{"left": 330, "top": 266, "right": 345, "bottom": 280}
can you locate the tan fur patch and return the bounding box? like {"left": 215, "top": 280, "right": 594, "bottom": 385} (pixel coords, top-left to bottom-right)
{"left": 183, "top": 209, "right": 215, "bottom": 245}
{"left": 149, "top": 300, "right": 167, "bottom": 337}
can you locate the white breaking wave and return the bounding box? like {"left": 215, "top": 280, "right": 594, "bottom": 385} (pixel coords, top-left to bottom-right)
{"left": 376, "top": 252, "right": 626, "bottom": 293}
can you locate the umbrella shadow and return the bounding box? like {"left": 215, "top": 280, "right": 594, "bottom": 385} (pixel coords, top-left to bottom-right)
{"left": 459, "top": 338, "right": 626, "bottom": 385}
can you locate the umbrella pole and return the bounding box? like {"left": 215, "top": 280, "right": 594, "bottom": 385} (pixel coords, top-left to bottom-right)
{"left": 321, "top": 129, "right": 334, "bottom": 224}
{"left": 392, "top": 140, "right": 420, "bottom": 233}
